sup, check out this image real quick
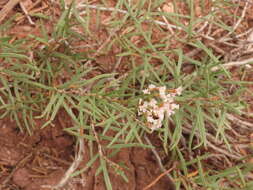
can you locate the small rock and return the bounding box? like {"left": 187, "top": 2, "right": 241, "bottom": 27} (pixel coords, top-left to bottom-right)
{"left": 13, "top": 168, "right": 30, "bottom": 188}
{"left": 162, "top": 3, "right": 174, "bottom": 13}
{"left": 55, "top": 136, "right": 73, "bottom": 148}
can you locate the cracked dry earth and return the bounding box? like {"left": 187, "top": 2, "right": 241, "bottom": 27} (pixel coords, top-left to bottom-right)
{"left": 0, "top": 112, "right": 174, "bottom": 190}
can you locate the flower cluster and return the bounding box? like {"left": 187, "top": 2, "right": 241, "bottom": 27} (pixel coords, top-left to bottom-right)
{"left": 138, "top": 84, "right": 182, "bottom": 130}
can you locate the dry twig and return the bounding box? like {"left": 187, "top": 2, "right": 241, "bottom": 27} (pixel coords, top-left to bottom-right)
{"left": 19, "top": 1, "right": 35, "bottom": 25}
{"left": 220, "top": 1, "right": 249, "bottom": 41}
{"left": 157, "top": 7, "right": 174, "bottom": 34}
{"left": 144, "top": 135, "right": 176, "bottom": 190}
{"left": 143, "top": 167, "right": 175, "bottom": 190}
{"left": 227, "top": 113, "right": 253, "bottom": 128}
{"left": 211, "top": 57, "right": 253, "bottom": 71}
{"left": 0, "top": 0, "right": 21, "bottom": 24}
{"left": 50, "top": 138, "right": 84, "bottom": 189}
{"left": 1, "top": 153, "right": 33, "bottom": 189}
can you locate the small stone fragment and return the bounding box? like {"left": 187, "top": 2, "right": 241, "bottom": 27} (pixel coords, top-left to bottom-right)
{"left": 13, "top": 168, "right": 30, "bottom": 188}
{"left": 162, "top": 3, "right": 174, "bottom": 13}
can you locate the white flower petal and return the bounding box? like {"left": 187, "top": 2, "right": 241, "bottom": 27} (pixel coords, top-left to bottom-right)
{"left": 138, "top": 85, "right": 182, "bottom": 130}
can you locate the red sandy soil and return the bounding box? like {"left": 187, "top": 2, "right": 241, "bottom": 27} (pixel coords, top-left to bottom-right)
{"left": 0, "top": 113, "right": 175, "bottom": 190}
